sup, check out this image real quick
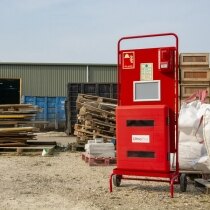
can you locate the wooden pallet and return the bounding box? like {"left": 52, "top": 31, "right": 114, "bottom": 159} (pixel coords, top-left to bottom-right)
{"left": 179, "top": 53, "right": 209, "bottom": 66}
{"left": 75, "top": 94, "right": 116, "bottom": 143}
{"left": 180, "top": 83, "right": 210, "bottom": 97}
{"left": 0, "top": 141, "right": 56, "bottom": 155}
{"left": 82, "top": 152, "right": 116, "bottom": 166}
{"left": 195, "top": 178, "right": 210, "bottom": 194}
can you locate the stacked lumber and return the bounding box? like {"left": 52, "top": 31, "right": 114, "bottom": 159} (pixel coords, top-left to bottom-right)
{"left": 0, "top": 104, "right": 41, "bottom": 125}
{"left": 74, "top": 94, "right": 117, "bottom": 144}
{"left": 0, "top": 127, "right": 37, "bottom": 147}
{"left": 0, "top": 104, "right": 41, "bottom": 147}
{"left": 179, "top": 53, "right": 210, "bottom": 108}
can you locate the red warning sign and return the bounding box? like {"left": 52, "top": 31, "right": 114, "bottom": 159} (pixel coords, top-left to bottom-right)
{"left": 122, "top": 51, "right": 135, "bottom": 69}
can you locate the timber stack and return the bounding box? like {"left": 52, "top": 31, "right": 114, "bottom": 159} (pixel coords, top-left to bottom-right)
{"left": 179, "top": 53, "right": 210, "bottom": 108}
{"left": 0, "top": 104, "right": 41, "bottom": 147}
{"left": 74, "top": 94, "right": 117, "bottom": 144}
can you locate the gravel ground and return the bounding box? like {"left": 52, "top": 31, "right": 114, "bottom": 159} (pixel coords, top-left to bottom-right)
{"left": 0, "top": 134, "right": 210, "bottom": 210}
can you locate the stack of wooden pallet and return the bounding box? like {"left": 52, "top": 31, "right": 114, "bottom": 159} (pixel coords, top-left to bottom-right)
{"left": 179, "top": 53, "right": 210, "bottom": 108}
{"left": 0, "top": 104, "right": 41, "bottom": 147}
{"left": 0, "top": 104, "right": 41, "bottom": 125}
{"left": 74, "top": 94, "right": 117, "bottom": 144}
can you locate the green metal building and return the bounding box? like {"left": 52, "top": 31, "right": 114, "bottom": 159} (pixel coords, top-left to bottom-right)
{"left": 0, "top": 62, "right": 117, "bottom": 99}
{"left": 0, "top": 62, "right": 117, "bottom": 129}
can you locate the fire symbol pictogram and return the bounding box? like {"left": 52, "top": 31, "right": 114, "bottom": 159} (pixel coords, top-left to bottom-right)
{"left": 122, "top": 52, "right": 135, "bottom": 69}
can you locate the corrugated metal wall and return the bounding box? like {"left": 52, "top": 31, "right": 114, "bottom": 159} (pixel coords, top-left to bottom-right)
{"left": 88, "top": 65, "right": 117, "bottom": 83}
{"left": 0, "top": 63, "right": 117, "bottom": 96}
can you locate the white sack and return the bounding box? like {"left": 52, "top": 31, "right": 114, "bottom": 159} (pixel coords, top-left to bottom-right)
{"left": 178, "top": 100, "right": 210, "bottom": 173}
{"left": 179, "top": 130, "right": 198, "bottom": 143}
{"left": 203, "top": 108, "right": 210, "bottom": 157}
{"left": 178, "top": 100, "right": 201, "bottom": 131}
{"left": 179, "top": 142, "right": 207, "bottom": 170}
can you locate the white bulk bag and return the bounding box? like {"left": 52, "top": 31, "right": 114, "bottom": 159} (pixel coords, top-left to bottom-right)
{"left": 203, "top": 108, "right": 210, "bottom": 157}
{"left": 179, "top": 141, "right": 207, "bottom": 170}
{"left": 178, "top": 100, "right": 201, "bottom": 133}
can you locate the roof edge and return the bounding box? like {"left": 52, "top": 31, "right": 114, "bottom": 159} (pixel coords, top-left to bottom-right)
{"left": 0, "top": 62, "right": 117, "bottom": 66}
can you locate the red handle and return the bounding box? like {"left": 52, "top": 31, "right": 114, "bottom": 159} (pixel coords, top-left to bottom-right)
{"left": 118, "top": 33, "right": 178, "bottom": 52}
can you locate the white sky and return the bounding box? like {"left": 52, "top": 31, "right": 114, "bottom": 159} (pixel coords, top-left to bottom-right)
{"left": 0, "top": 0, "right": 210, "bottom": 64}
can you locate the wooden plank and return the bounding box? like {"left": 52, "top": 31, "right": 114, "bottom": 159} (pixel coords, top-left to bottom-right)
{"left": 74, "top": 125, "right": 94, "bottom": 135}
{"left": 75, "top": 123, "right": 115, "bottom": 135}
{"left": 0, "top": 145, "right": 55, "bottom": 155}
{"left": 83, "top": 103, "right": 115, "bottom": 117}
{"left": 0, "top": 133, "right": 35, "bottom": 137}
{"left": 180, "top": 68, "right": 210, "bottom": 82}
{"left": 0, "top": 127, "right": 35, "bottom": 132}
{"left": 97, "top": 97, "right": 117, "bottom": 104}
{"left": 0, "top": 114, "right": 35, "bottom": 119}
{"left": 180, "top": 53, "right": 209, "bottom": 66}
{"left": 76, "top": 94, "right": 117, "bottom": 109}
{"left": 179, "top": 170, "right": 203, "bottom": 174}
{"left": 78, "top": 112, "right": 115, "bottom": 123}
{"left": 0, "top": 142, "right": 27, "bottom": 147}
{"left": 180, "top": 84, "right": 210, "bottom": 97}
{"left": 98, "top": 103, "right": 117, "bottom": 111}
{"left": 0, "top": 110, "right": 38, "bottom": 114}
{"left": 0, "top": 104, "right": 38, "bottom": 108}
{"left": 0, "top": 120, "right": 48, "bottom": 125}
{"left": 180, "top": 97, "right": 210, "bottom": 105}
{"left": 27, "top": 141, "right": 57, "bottom": 145}
{"left": 92, "top": 120, "right": 116, "bottom": 129}
{"left": 0, "top": 121, "right": 18, "bottom": 125}
{"left": 195, "top": 178, "right": 210, "bottom": 194}
{"left": 0, "top": 138, "right": 35, "bottom": 142}
{"left": 93, "top": 132, "right": 115, "bottom": 140}
{"left": 78, "top": 94, "right": 117, "bottom": 104}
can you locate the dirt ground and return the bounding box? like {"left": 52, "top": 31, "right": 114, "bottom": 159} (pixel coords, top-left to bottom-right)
{"left": 0, "top": 132, "right": 210, "bottom": 210}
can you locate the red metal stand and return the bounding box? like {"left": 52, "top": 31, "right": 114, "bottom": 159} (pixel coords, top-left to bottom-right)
{"left": 110, "top": 33, "right": 179, "bottom": 198}
{"left": 110, "top": 170, "right": 179, "bottom": 198}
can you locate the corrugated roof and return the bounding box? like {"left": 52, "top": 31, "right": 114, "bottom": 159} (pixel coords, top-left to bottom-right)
{"left": 0, "top": 62, "right": 117, "bottom": 66}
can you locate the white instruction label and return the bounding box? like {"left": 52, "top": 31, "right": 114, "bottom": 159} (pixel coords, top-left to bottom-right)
{"left": 140, "top": 63, "right": 153, "bottom": 81}
{"left": 132, "top": 135, "right": 150, "bottom": 143}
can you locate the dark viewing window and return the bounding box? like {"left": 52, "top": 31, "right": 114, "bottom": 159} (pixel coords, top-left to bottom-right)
{"left": 127, "top": 151, "right": 155, "bottom": 158}
{"left": 127, "top": 120, "right": 154, "bottom": 127}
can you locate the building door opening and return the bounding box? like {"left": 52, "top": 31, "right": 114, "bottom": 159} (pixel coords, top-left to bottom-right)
{"left": 0, "top": 79, "right": 21, "bottom": 104}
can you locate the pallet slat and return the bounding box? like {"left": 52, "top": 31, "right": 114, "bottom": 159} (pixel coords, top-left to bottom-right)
{"left": 180, "top": 53, "right": 209, "bottom": 66}
{"left": 180, "top": 84, "right": 210, "bottom": 97}
{"left": 195, "top": 178, "right": 210, "bottom": 194}
{"left": 180, "top": 69, "right": 210, "bottom": 82}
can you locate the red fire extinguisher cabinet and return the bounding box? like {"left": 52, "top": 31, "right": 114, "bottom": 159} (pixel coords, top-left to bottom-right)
{"left": 110, "top": 33, "right": 179, "bottom": 198}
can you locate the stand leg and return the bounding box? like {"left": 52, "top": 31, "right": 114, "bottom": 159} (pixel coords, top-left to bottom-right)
{"left": 109, "top": 173, "right": 114, "bottom": 192}
{"left": 170, "top": 179, "right": 174, "bottom": 198}
{"left": 170, "top": 174, "right": 179, "bottom": 198}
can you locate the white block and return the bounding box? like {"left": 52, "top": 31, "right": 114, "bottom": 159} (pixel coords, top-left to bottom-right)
{"left": 85, "top": 142, "right": 115, "bottom": 158}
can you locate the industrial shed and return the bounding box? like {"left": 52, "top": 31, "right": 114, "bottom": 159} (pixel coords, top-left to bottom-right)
{"left": 0, "top": 62, "right": 117, "bottom": 129}
{"left": 0, "top": 62, "right": 117, "bottom": 97}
